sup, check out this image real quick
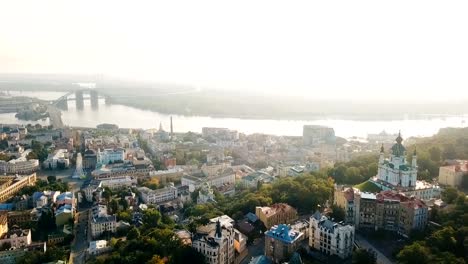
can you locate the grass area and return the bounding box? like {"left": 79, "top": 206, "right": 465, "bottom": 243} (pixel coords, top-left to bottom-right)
{"left": 354, "top": 180, "right": 382, "bottom": 193}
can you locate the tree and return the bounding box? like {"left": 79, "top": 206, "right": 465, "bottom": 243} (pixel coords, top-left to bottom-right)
{"left": 143, "top": 208, "right": 162, "bottom": 228}
{"left": 442, "top": 187, "right": 459, "bottom": 204}
{"left": 47, "top": 175, "right": 57, "bottom": 183}
{"left": 146, "top": 255, "right": 165, "bottom": 264}
{"left": 109, "top": 199, "right": 119, "bottom": 214}
{"left": 353, "top": 248, "right": 376, "bottom": 264}
{"left": 26, "top": 151, "right": 38, "bottom": 160}
{"left": 397, "top": 242, "right": 431, "bottom": 264}
{"left": 127, "top": 226, "right": 140, "bottom": 240}
{"left": 330, "top": 205, "right": 345, "bottom": 222}
{"left": 429, "top": 146, "right": 441, "bottom": 162}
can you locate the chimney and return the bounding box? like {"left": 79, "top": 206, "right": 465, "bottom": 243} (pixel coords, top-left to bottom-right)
{"left": 170, "top": 116, "right": 173, "bottom": 139}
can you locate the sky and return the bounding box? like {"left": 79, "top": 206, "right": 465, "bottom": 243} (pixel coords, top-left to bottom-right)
{"left": 1, "top": 0, "right": 468, "bottom": 101}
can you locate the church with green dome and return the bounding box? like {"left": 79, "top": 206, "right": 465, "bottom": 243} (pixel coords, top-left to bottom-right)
{"left": 376, "top": 132, "right": 418, "bottom": 188}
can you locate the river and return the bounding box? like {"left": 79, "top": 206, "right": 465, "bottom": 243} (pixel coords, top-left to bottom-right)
{"left": 0, "top": 91, "right": 467, "bottom": 138}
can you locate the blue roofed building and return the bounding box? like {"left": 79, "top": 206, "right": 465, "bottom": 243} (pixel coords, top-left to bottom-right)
{"left": 264, "top": 224, "right": 303, "bottom": 263}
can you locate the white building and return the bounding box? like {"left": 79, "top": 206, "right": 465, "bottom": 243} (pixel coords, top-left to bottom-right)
{"left": 0, "top": 158, "right": 39, "bottom": 175}
{"left": 182, "top": 168, "right": 236, "bottom": 193}
{"left": 88, "top": 240, "right": 110, "bottom": 256}
{"left": 43, "top": 149, "right": 69, "bottom": 169}
{"left": 100, "top": 176, "right": 137, "bottom": 190}
{"left": 197, "top": 182, "right": 216, "bottom": 204}
{"left": 309, "top": 212, "right": 354, "bottom": 259}
{"left": 192, "top": 220, "right": 235, "bottom": 264}
{"left": 138, "top": 183, "right": 178, "bottom": 204}
{"left": 97, "top": 148, "right": 126, "bottom": 165}
{"left": 372, "top": 133, "right": 440, "bottom": 200}
{"left": 91, "top": 208, "right": 117, "bottom": 239}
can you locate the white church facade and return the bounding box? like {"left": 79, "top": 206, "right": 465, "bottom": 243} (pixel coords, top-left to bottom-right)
{"left": 370, "top": 132, "right": 440, "bottom": 201}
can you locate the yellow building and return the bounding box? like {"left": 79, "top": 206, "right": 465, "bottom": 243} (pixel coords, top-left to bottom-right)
{"left": 0, "top": 174, "right": 37, "bottom": 203}
{"left": 0, "top": 213, "right": 8, "bottom": 238}
{"left": 255, "top": 203, "right": 298, "bottom": 229}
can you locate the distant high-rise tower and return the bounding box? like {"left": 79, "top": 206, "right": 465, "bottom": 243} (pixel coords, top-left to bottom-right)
{"left": 170, "top": 116, "right": 173, "bottom": 139}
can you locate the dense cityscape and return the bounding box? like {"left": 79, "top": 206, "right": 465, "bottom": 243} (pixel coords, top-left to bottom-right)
{"left": 0, "top": 116, "right": 465, "bottom": 264}
{"left": 2, "top": 1, "right": 468, "bottom": 263}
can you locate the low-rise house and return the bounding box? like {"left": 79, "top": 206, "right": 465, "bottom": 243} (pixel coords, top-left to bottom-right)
{"left": 88, "top": 240, "right": 110, "bottom": 256}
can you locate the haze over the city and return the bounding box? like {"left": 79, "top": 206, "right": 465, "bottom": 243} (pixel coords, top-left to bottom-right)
{"left": 1, "top": 0, "right": 468, "bottom": 102}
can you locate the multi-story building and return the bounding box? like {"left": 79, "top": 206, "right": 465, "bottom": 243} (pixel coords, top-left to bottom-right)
{"left": 182, "top": 168, "right": 236, "bottom": 192}
{"left": 83, "top": 149, "right": 97, "bottom": 170}
{"left": 334, "top": 187, "right": 429, "bottom": 237}
{"left": 88, "top": 240, "right": 110, "bottom": 256}
{"left": 0, "top": 174, "right": 37, "bottom": 203}
{"left": 138, "top": 183, "right": 178, "bottom": 204}
{"left": 371, "top": 133, "right": 440, "bottom": 200}
{"left": 309, "top": 212, "right": 354, "bottom": 259}
{"left": 7, "top": 210, "right": 36, "bottom": 227}
{"left": 192, "top": 220, "right": 235, "bottom": 264}
{"left": 302, "top": 125, "right": 335, "bottom": 146}
{"left": 0, "top": 228, "right": 32, "bottom": 249}
{"left": 202, "top": 127, "right": 239, "bottom": 141}
{"left": 100, "top": 176, "right": 137, "bottom": 190}
{"left": 255, "top": 203, "right": 298, "bottom": 229}
{"left": 91, "top": 212, "right": 116, "bottom": 239}
{"left": 264, "top": 224, "right": 303, "bottom": 263}
{"left": 0, "top": 213, "right": 7, "bottom": 238}
{"left": 0, "top": 158, "right": 39, "bottom": 175}
{"left": 43, "top": 149, "right": 69, "bottom": 169}
{"left": 438, "top": 160, "right": 468, "bottom": 187}
{"left": 0, "top": 242, "right": 45, "bottom": 264}
{"left": 97, "top": 148, "right": 125, "bottom": 165}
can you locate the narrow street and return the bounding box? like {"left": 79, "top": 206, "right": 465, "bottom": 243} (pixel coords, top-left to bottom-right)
{"left": 70, "top": 208, "right": 90, "bottom": 264}
{"left": 355, "top": 234, "right": 394, "bottom": 264}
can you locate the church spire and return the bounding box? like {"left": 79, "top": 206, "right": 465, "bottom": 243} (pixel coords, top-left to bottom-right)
{"left": 380, "top": 143, "right": 384, "bottom": 153}
{"left": 396, "top": 130, "right": 403, "bottom": 144}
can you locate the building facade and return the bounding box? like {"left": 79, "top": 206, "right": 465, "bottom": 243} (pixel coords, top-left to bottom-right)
{"left": 255, "top": 203, "right": 298, "bottom": 229}
{"left": 0, "top": 174, "right": 37, "bottom": 203}
{"left": 192, "top": 220, "right": 235, "bottom": 264}
{"left": 309, "top": 212, "right": 354, "bottom": 259}
{"left": 265, "top": 224, "right": 303, "bottom": 263}
{"left": 438, "top": 160, "right": 467, "bottom": 187}
{"left": 334, "top": 187, "right": 429, "bottom": 237}
{"left": 138, "top": 183, "right": 178, "bottom": 204}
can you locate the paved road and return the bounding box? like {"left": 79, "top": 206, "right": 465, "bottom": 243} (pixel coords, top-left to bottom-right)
{"left": 70, "top": 208, "right": 90, "bottom": 264}
{"left": 355, "top": 234, "right": 394, "bottom": 264}
{"left": 241, "top": 237, "right": 265, "bottom": 264}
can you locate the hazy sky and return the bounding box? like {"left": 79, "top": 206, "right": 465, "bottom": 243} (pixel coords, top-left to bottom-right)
{"left": 1, "top": 0, "right": 468, "bottom": 101}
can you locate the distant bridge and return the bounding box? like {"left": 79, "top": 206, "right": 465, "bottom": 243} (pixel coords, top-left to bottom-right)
{"left": 52, "top": 89, "right": 107, "bottom": 110}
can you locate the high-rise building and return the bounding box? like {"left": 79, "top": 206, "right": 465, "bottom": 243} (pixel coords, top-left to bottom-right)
{"left": 302, "top": 125, "right": 335, "bottom": 146}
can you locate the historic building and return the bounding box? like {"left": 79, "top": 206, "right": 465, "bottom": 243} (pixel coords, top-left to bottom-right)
{"left": 438, "top": 160, "right": 468, "bottom": 187}
{"left": 255, "top": 203, "right": 298, "bottom": 229}
{"left": 264, "top": 224, "right": 303, "bottom": 263}
{"left": 334, "top": 187, "right": 429, "bottom": 237}
{"left": 309, "top": 212, "right": 354, "bottom": 259}
{"left": 371, "top": 132, "right": 440, "bottom": 200}
{"left": 192, "top": 220, "right": 235, "bottom": 264}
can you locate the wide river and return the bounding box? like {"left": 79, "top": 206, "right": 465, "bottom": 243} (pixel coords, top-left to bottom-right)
{"left": 0, "top": 91, "right": 467, "bottom": 138}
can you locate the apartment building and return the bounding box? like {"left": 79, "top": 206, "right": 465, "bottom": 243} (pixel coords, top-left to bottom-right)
{"left": 255, "top": 203, "right": 298, "bottom": 229}
{"left": 138, "top": 183, "right": 178, "bottom": 204}
{"left": 264, "top": 224, "right": 303, "bottom": 263}
{"left": 309, "top": 212, "right": 354, "bottom": 259}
